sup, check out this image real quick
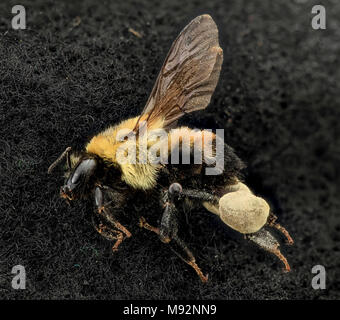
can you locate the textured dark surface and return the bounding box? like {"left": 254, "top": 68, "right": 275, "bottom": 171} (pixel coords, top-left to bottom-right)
{"left": 0, "top": 0, "right": 339, "bottom": 299}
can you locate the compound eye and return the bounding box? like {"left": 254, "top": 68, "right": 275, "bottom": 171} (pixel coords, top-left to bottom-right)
{"left": 71, "top": 159, "right": 97, "bottom": 184}
{"left": 71, "top": 171, "right": 80, "bottom": 185}
{"left": 169, "top": 182, "right": 182, "bottom": 195}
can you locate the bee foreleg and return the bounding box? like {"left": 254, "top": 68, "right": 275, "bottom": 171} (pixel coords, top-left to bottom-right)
{"left": 247, "top": 228, "right": 291, "bottom": 272}
{"left": 91, "top": 216, "right": 125, "bottom": 252}
{"left": 100, "top": 206, "right": 132, "bottom": 238}
{"left": 94, "top": 186, "right": 132, "bottom": 247}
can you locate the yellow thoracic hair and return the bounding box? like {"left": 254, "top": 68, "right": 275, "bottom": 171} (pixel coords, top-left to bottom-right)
{"left": 86, "top": 116, "right": 217, "bottom": 191}
{"left": 86, "top": 116, "right": 163, "bottom": 190}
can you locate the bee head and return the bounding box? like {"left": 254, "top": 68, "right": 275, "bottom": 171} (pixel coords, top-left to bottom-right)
{"left": 60, "top": 156, "right": 98, "bottom": 201}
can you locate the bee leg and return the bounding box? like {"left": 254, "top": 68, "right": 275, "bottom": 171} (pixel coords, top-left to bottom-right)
{"left": 159, "top": 200, "right": 178, "bottom": 244}
{"left": 139, "top": 197, "right": 208, "bottom": 282}
{"left": 247, "top": 228, "right": 291, "bottom": 272}
{"left": 94, "top": 186, "right": 131, "bottom": 251}
{"left": 100, "top": 206, "right": 132, "bottom": 238}
{"left": 169, "top": 184, "right": 219, "bottom": 204}
{"left": 181, "top": 189, "right": 219, "bottom": 203}
{"left": 266, "top": 213, "right": 294, "bottom": 245}
{"left": 91, "top": 216, "right": 124, "bottom": 252}
{"left": 167, "top": 183, "right": 219, "bottom": 208}
{"left": 160, "top": 187, "right": 208, "bottom": 282}
{"left": 94, "top": 186, "right": 132, "bottom": 238}
{"left": 139, "top": 216, "right": 160, "bottom": 234}
{"left": 138, "top": 203, "right": 176, "bottom": 244}
{"left": 169, "top": 234, "right": 209, "bottom": 283}
{"left": 140, "top": 214, "right": 208, "bottom": 282}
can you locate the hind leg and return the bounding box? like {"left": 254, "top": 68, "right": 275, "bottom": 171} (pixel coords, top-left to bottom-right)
{"left": 247, "top": 228, "right": 291, "bottom": 272}
{"left": 267, "top": 213, "right": 294, "bottom": 245}
{"left": 193, "top": 180, "right": 293, "bottom": 272}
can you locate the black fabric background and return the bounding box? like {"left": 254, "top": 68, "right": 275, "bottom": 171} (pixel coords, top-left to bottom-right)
{"left": 0, "top": 0, "right": 339, "bottom": 299}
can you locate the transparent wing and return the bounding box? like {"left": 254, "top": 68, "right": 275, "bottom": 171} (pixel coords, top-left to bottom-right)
{"left": 133, "top": 14, "right": 223, "bottom": 132}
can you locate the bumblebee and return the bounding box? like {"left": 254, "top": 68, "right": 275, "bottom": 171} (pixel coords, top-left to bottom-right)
{"left": 49, "top": 15, "right": 293, "bottom": 282}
